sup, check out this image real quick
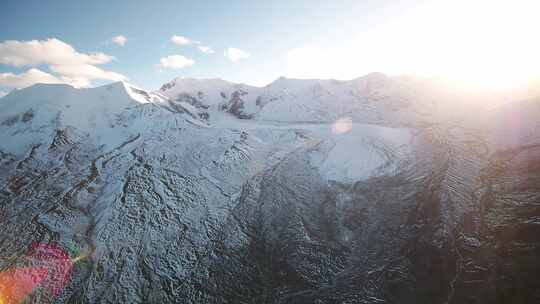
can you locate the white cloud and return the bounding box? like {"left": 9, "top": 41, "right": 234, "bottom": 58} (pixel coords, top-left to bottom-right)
{"left": 0, "top": 38, "right": 127, "bottom": 88}
{"left": 0, "top": 91, "right": 7, "bottom": 98}
{"left": 59, "top": 77, "right": 91, "bottom": 88}
{"left": 157, "top": 55, "right": 195, "bottom": 69}
{"left": 224, "top": 48, "right": 250, "bottom": 62}
{"left": 0, "top": 68, "right": 89, "bottom": 88}
{"left": 170, "top": 35, "right": 192, "bottom": 46}
{"left": 198, "top": 46, "right": 214, "bottom": 54}
{"left": 112, "top": 35, "right": 127, "bottom": 46}
{"left": 0, "top": 68, "right": 62, "bottom": 87}
{"left": 170, "top": 35, "right": 214, "bottom": 56}
{"left": 50, "top": 64, "right": 126, "bottom": 81}
{"left": 0, "top": 38, "right": 113, "bottom": 67}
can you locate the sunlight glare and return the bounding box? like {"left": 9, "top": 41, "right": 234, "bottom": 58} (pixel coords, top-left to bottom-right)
{"left": 331, "top": 117, "right": 353, "bottom": 134}
{"left": 286, "top": 0, "right": 540, "bottom": 91}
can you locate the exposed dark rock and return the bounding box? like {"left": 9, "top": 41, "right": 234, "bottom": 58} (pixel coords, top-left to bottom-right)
{"left": 21, "top": 109, "right": 34, "bottom": 122}
{"left": 221, "top": 90, "right": 253, "bottom": 119}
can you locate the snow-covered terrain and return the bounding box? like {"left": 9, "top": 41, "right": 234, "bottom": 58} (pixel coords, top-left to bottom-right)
{"left": 0, "top": 82, "right": 169, "bottom": 154}
{"left": 0, "top": 74, "right": 539, "bottom": 304}
{"left": 158, "top": 73, "right": 427, "bottom": 123}
{"left": 0, "top": 78, "right": 418, "bottom": 183}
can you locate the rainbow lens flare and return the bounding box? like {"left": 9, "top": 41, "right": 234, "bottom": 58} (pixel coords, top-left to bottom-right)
{"left": 0, "top": 243, "right": 74, "bottom": 303}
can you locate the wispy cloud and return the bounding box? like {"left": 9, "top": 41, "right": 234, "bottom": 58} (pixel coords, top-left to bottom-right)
{"left": 0, "top": 38, "right": 113, "bottom": 67}
{"left": 49, "top": 64, "right": 126, "bottom": 82}
{"left": 0, "top": 38, "right": 126, "bottom": 88}
{"left": 112, "top": 35, "right": 127, "bottom": 46}
{"left": 170, "top": 35, "right": 192, "bottom": 46}
{"left": 156, "top": 55, "right": 195, "bottom": 69}
{"left": 170, "top": 35, "right": 215, "bottom": 56}
{"left": 0, "top": 68, "right": 90, "bottom": 88}
{"left": 198, "top": 46, "right": 214, "bottom": 54}
{"left": 224, "top": 48, "right": 250, "bottom": 62}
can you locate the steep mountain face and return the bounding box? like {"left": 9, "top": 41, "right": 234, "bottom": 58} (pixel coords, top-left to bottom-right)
{"left": 0, "top": 76, "right": 539, "bottom": 303}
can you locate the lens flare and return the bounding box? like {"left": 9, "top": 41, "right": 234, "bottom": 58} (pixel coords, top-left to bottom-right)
{"left": 0, "top": 266, "right": 48, "bottom": 304}
{"left": 331, "top": 117, "right": 353, "bottom": 134}
{"left": 0, "top": 243, "right": 75, "bottom": 303}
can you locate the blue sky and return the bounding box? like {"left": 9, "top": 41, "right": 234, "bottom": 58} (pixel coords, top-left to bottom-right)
{"left": 1, "top": 0, "right": 539, "bottom": 94}
{"left": 0, "top": 0, "right": 422, "bottom": 92}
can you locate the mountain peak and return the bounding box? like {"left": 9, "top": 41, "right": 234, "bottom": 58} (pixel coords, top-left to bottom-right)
{"left": 160, "top": 77, "right": 234, "bottom": 92}
{"left": 357, "top": 72, "right": 388, "bottom": 80}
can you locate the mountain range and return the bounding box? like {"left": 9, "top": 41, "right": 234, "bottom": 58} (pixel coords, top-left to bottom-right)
{"left": 0, "top": 74, "right": 539, "bottom": 303}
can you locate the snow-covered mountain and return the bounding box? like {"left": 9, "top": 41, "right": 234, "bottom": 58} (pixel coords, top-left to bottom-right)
{"left": 0, "top": 75, "right": 539, "bottom": 303}
{"left": 157, "top": 73, "right": 428, "bottom": 123}
{"left": 0, "top": 82, "right": 164, "bottom": 154}
{"left": 157, "top": 73, "right": 518, "bottom": 128}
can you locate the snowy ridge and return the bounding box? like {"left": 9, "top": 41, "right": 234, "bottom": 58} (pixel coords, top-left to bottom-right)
{"left": 0, "top": 81, "right": 173, "bottom": 154}
{"left": 156, "top": 73, "right": 478, "bottom": 124}
{"left": 2, "top": 74, "right": 538, "bottom": 181}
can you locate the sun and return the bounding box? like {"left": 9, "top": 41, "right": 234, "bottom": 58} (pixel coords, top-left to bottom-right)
{"left": 374, "top": 0, "right": 540, "bottom": 91}
{"left": 285, "top": 0, "right": 540, "bottom": 92}
{"left": 413, "top": 0, "right": 540, "bottom": 90}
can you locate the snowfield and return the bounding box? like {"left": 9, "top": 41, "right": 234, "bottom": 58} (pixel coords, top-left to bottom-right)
{"left": 0, "top": 74, "right": 539, "bottom": 303}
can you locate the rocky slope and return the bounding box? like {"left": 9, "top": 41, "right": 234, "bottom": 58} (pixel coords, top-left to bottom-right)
{"left": 0, "top": 76, "right": 538, "bottom": 303}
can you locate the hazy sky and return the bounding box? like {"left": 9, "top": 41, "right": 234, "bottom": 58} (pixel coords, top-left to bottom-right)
{"left": 1, "top": 0, "right": 538, "bottom": 93}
